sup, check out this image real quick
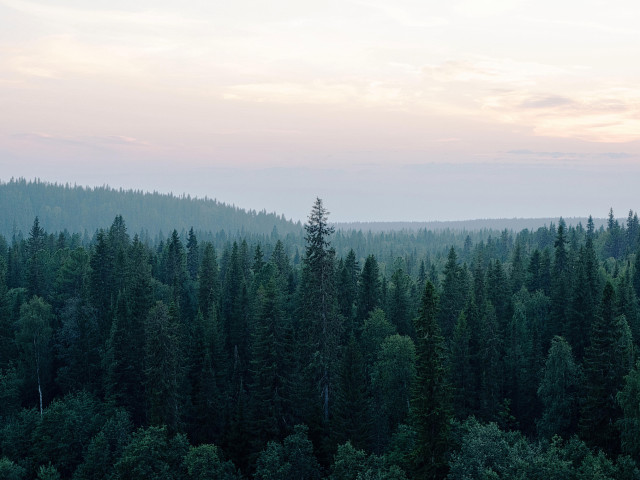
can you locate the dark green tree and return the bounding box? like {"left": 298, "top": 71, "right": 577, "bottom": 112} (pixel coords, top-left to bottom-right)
{"left": 388, "top": 261, "right": 414, "bottom": 337}
{"left": 248, "top": 277, "right": 290, "bottom": 452}
{"left": 617, "top": 361, "right": 640, "bottom": 460}
{"left": 357, "top": 254, "right": 381, "bottom": 324}
{"left": 580, "top": 282, "right": 632, "bottom": 454}
{"left": 254, "top": 425, "right": 321, "bottom": 480}
{"left": 26, "top": 217, "right": 48, "bottom": 298}
{"left": 144, "top": 301, "right": 186, "bottom": 432}
{"left": 337, "top": 250, "right": 359, "bottom": 328}
{"left": 89, "top": 230, "right": 114, "bottom": 342}
{"left": 74, "top": 409, "right": 132, "bottom": 480}
{"left": 197, "top": 242, "right": 219, "bottom": 322}
{"left": 300, "top": 198, "right": 339, "bottom": 426}
{"left": 550, "top": 220, "right": 570, "bottom": 338}
{"left": 183, "top": 444, "right": 239, "bottom": 480}
{"left": 55, "top": 297, "right": 101, "bottom": 395}
{"left": 437, "top": 247, "right": 467, "bottom": 340}
{"left": 16, "top": 296, "right": 53, "bottom": 415}
{"left": 450, "top": 311, "right": 473, "bottom": 420}
{"left": 113, "top": 426, "right": 189, "bottom": 480}
{"left": 0, "top": 458, "right": 25, "bottom": 480}
{"left": 537, "top": 336, "right": 580, "bottom": 438}
{"left": 333, "top": 335, "right": 371, "bottom": 451}
{"left": 186, "top": 227, "right": 199, "bottom": 281}
{"left": 105, "top": 292, "right": 146, "bottom": 424}
{"left": 372, "top": 334, "right": 416, "bottom": 453}
{"left": 410, "top": 281, "right": 452, "bottom": 480}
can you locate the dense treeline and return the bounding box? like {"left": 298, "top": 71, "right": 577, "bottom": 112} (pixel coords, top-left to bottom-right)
{"left": 1, "top": 198, "right": 640, "bottom": 479}
{"left": 0, "top": 178, "right": 302, "bottom": 240}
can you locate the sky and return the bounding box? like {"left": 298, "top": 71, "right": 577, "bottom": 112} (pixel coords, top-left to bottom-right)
{"left": 1, "top": 0, "right": 639, "bottom": 222}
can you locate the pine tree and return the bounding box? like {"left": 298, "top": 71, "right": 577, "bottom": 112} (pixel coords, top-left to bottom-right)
{"left": 411, "top": 281, "right": 452, "bottom": 480}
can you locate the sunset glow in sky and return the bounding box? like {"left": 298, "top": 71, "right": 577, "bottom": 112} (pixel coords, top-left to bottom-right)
{"left": 1, "top": 0, "right": 639, "bottom": 221}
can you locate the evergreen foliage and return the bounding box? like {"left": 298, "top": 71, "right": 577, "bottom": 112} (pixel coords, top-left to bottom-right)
{"left": 0, "top": 193, "right": 639, "bottom": 479}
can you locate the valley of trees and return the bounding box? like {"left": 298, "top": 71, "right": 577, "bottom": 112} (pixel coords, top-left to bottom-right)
{"left": 2, "top": 191, "right": 640, "bottom": 479}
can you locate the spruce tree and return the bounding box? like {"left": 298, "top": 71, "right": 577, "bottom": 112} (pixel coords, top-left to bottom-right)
{"left": 26, "top": 217, "right": 47, "bottom": 298}
{"left": 144, "top": 301, "right": 185, "bottom": 432}
{"left": 356, "top": 254, "right": 381, "bottom": 324}
{"left": 537, "top": 336, "right": 579, "bottom": 438}
{"left": 617, "top": 360, "right": 640, "bottom": 459}
{"left": 388, "top": 262, "right": 414, "bottom": 337}
{"left": 333, "top": 335, "right": 371, "bottom": 451}
{"left": 300, "top": 198, "right": 339, "bottom": 425}
{"left": 198, "top": 242, "right": 220, "bottom": 322}
{"left": 437, "top": 247, "right": 467, "bottom": 340}
{"left": 248, "top": 278, "right": 289, "bottom": 452}
{"left": 580, "top": 282, "right": 631, "bottom": 454}
{"left": 186, "top": 227, "right": 199, "bottom": 281}
{"left": 550, "top": 220, "right": 569, "bottom": 338}
{"left": 450, "top": 311, "right": 473, "bottom": 419}
{"left": 411, "top": 281, "right": 452, "bottom": 480}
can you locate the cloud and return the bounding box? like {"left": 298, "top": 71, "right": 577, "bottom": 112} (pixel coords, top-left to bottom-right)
{"left": 519, "top": 95, "right": 575, "bottom": 109}
{"left": 349, "top": 0, "right": 449, "bottom": 28}
{"left": 11, "top": 132, "right": 150, "bottom": 149}
{"left": 0, "top": 0, "right": 204, "bottom": 30}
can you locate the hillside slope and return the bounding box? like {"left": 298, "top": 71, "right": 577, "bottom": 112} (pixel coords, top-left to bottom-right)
{"left": 0, "top": 178, "right": 302, "bottom": 238}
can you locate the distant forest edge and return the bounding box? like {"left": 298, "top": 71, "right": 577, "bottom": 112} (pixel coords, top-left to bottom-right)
{"left": 335, "top": 218, "right": 610, "bottom": 233}
{"left": 0, "top": 178, "right": 302, "bottom": 240}
{"left": 1, "top": 178, "right": 616, "bottom": 242}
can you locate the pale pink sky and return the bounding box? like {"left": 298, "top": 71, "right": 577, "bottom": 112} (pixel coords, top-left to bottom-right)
{"left": 1, "top": 0, "right": 639, "bottom": 221}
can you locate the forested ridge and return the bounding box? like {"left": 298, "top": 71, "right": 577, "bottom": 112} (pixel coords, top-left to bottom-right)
{"left": 2, "top": 196, "right": 640, "bottom": 479}
{"left": 0, "top": 178, "right": 302, "bottom": 240}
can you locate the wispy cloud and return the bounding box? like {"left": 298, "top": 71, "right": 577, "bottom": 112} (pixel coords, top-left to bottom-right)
{"left": 11, "top": 132, "right": 150, "bottom": 149}
{"left": 0, "top": 0, "right": 203, "bottom": 30}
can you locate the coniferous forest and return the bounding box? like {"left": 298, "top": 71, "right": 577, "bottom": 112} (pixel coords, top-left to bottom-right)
{"left": 3, "top": 186, "right": 640, "bottom": 479}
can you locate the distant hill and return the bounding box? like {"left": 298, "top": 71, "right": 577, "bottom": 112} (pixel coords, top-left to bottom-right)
{"left": 0, "top": 178, "right": 303, "bottom": 239}
{"left": 334, "top": 217, "right": 610, "bottom": 233}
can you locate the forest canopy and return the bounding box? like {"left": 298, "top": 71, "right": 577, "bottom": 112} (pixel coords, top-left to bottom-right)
{"left": 1, "top": 188, "right": 640, "bottom": 479}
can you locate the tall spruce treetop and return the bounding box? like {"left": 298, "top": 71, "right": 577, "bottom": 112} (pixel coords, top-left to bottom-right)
{"left": 301, "top": 198, "right": 339, "bottom": 425}
{"left": 305, "top": 198, "right": 335, "bottom": 271}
